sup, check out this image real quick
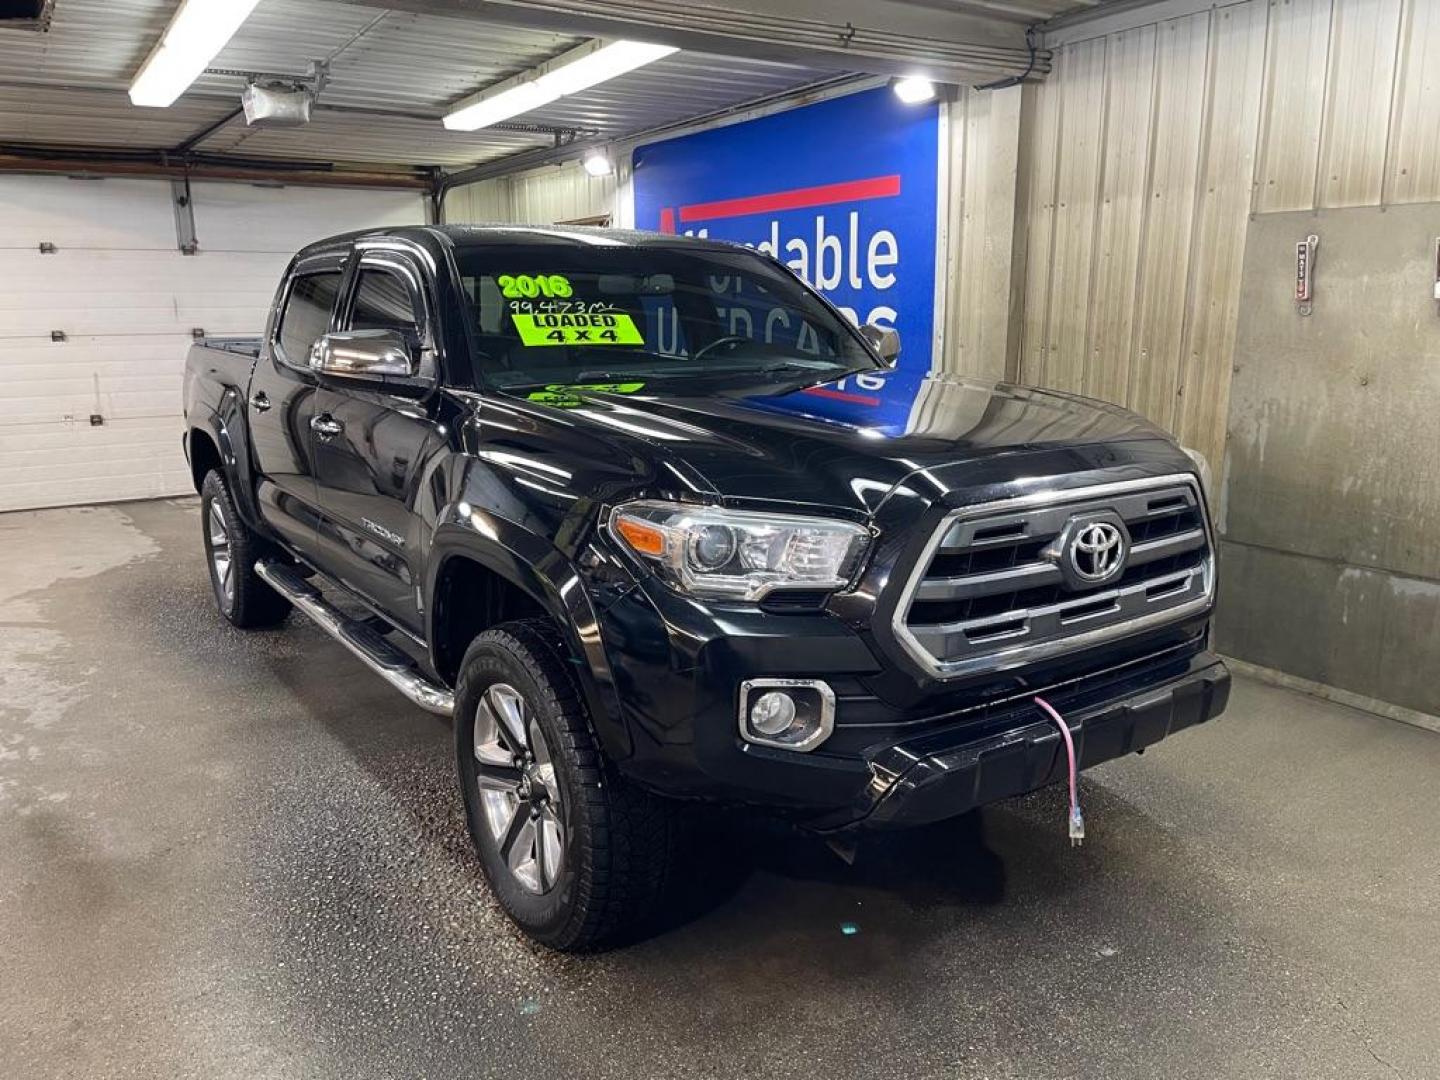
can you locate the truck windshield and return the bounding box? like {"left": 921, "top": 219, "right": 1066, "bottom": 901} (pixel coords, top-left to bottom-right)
{"left": 453, "top": 243, "right": 879, "bottom": 391}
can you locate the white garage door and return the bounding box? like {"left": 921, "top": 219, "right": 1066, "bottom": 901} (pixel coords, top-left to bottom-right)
{"left": 0, "top": 175, "right": 423, "bottom": 512}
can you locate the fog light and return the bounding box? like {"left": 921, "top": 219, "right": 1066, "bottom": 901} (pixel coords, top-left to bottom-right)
{"left": 739, "top": 679, "right": 835, "bottom": 752}
{"left": 750, "top": 691, "right": 797, "bottom": 736}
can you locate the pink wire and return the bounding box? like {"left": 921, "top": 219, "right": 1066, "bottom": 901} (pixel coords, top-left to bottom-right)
{"left": 1033, "top": 695, "right": 1078, "bottom": 814}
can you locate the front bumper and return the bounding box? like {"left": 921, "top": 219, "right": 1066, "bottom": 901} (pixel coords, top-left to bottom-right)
{"left": 849, "top": 654, "right": 1230, "bottom": 830}
{"left": 598, "top": 571, "right": 1229, "bottom": 828}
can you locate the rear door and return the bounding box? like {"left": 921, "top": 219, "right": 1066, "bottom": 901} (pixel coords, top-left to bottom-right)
{"left": 311, "top": 246, "right": 443, "bottom": 634}
{"left": 247, "top": 253, "right": 345, "bottom": 559}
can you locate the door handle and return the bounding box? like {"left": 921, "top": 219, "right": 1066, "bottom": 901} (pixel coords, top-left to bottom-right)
{"left": 249, "top": 391, "right": 271, "bottom": 412}
{"left": 310, "top": 414, "right": 344, "bottom": 439}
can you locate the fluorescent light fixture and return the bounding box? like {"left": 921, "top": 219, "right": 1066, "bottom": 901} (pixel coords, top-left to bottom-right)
{"left": 541, "top": 41, "right": 677, "bottom": 96}
{"left": 582, "top": 150, "right": 613, "bottom": 177}
{"left": 444, "top": 39, "right": 678, "bottom": 132}
{"left": 892, "top": 76, "right": 937, "bottom": 105}
{"left": 442, "top": 81, "right": 560, "bottom": 133}
{"left": 129, "top": 0, "right": 261, "bottom": 108}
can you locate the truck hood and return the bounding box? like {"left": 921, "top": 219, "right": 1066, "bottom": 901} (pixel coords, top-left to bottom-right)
{"left": 498, "top": 375, "right": 1174, "bottom": 516}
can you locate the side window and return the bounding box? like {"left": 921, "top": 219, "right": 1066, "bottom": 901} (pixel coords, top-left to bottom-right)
{"left": 349, "top": 267, "right": 421, "bottom": 348}
{"left": 277, "top": 271, "right": 342, "bottom": 368}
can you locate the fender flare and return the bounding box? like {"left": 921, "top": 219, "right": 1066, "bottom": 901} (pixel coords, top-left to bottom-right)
{"left": 190, "top": 391, "right": 265, "bottom": 532}
{"left": 425, "top": 516, "right": 632, "bottom": 762}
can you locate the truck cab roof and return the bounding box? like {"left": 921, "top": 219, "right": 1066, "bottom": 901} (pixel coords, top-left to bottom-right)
{"left": 295, "top": 223, "right": 745, "bottom": 263}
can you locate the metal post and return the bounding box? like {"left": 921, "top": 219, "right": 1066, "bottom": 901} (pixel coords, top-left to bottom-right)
{"left": 171, "top": 176, "right": 199, "bottom": 255}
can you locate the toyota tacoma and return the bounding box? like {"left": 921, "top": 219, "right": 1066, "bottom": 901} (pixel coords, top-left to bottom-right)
{"left": 182, "top": 225, "right": 1229, "bottom": 950}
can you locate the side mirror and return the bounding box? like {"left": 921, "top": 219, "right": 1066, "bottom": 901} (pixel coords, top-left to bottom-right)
{"left": 859, "top": 323, "right": 901, "bottom": 368}
{"left": 310, "top": 329, "right": 419, "bottom": 382}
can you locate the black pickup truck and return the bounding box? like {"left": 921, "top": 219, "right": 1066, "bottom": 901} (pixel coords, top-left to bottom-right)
{"left": 183, "top": 225, "right": 1228, "bottom": 950}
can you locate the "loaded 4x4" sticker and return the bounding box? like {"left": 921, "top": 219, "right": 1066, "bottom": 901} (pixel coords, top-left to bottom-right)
{"left": 502, "top": 272, "right": 646, "bottom": 347}
{"left": 511, "top": 312, "right": 645, "bottom": 346}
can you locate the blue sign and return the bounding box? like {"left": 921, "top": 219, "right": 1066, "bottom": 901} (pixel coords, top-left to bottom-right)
{"left": 632, "top": 87, "right": 940, "bottom": 427}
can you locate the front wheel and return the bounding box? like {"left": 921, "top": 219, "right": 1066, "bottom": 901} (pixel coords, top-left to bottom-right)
{"left": 455, "top": 618, "right": 678, "bottom": 951}
{"left": 199, "top": 470, "right": 290, "bottom": 629}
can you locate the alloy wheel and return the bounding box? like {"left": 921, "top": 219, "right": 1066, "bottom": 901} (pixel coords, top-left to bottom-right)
{"left": 207, "top": 502, "right": 234, "bottom": 607}
{"left": 473, "top": 682, "right": 564, "bottom": 894}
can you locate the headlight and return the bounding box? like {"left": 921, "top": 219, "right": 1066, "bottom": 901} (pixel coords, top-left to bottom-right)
{"left": 608, "top": 500, "right": 870, "bottom": 600}
{"left": 1180, "top": 445, "right": 1213, "bottom": 499}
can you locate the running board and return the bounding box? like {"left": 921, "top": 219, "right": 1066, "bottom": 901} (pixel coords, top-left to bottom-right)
{"left": 255, "top": 559, "right": 455, "bottom": 717}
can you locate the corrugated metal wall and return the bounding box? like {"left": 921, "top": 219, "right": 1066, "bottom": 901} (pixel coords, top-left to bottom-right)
{"left": 1021, "top": 0, "right": 1440, "bottom": 469}
{"left": 445, "top": 163, "right": 618, "bottom": 225}
{"left": 939, "top": 85, "right": 1025, "bottom": 382}
{"left": 1020, "top": 0, "right": 1267, "bottom": 469}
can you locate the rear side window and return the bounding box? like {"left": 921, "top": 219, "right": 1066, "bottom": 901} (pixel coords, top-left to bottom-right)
{"left": 348, "top": 268, "right": 420, "bottom": 348}
{"left": 276, "top": 271, "right": 342, "bottom": 367}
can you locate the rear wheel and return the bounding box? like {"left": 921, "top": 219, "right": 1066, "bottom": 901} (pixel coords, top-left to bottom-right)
{"left": 200, "top": 470, "right": 290, "bottom": 629}
{"left": 455, "top": 618, "right": 678, "bottom": 951}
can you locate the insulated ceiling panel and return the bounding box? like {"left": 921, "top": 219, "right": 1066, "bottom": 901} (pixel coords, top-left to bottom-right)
{"left": 0, "top": 0, "right": 1117, "bottom": 174}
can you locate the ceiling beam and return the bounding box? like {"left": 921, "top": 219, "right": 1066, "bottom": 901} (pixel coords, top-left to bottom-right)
{"left": 1038, "top": 0, "right": 1247, "bottom": 46}
{"left": 0, "top": 147, "right": 433, "bottom": 189}
{"left": 328, "top": 0, "right": 1050, "bottom": 85}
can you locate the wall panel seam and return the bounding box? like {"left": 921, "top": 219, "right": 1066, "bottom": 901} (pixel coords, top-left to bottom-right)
{"left": 1311, "top": 0, "right": 1342, "bottom": 209}
{"left": 1081, "top": 35, "right": 1115, "bottom": 396}
{"left": 1379, "top": 0, "right": 1416, "bottom": 206}
{"left": 1038, "top": 61, "right": 1067, "bottom": 387}
{"left": 1172, "top": 8, "right": 1220, "bottom": 419}
{"left": 1122, "top": 24, "right": 1165, "bottom": 413}
{"left": 1247, "top": 0, "right": 1280, "bottom": 215}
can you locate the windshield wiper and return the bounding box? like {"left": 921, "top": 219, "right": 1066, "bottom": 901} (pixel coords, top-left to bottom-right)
{"left": 753, "top": 360, "right": 876, "bottom": 395}
{"left": 757, "top": 361, "right": 833, "bottom": 375}
{"left": 574, "top": 369, "right": 671, "bottom": 382}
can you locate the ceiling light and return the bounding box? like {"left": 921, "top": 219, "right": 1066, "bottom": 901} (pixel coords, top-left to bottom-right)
{"left": 442, "top": 81, "right": 560, "bottom": 133}
{"left": 541, "top": 41, "right": 676, "bottom": 96}
{"left": 892, "top": 76, "right": 937, "bottom": 105}
{"left": 129, "top": 0, "right": 261, "bottom": 108}
{"left": 582, "top": 151, "right": 614, "bottom": 177}
{"left": 444, "top": 39, "right": 678, "bottom": 132}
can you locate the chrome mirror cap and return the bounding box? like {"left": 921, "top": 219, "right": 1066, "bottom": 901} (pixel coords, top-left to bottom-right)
{"left": 859, "top": 323, "right": 901, "bottom": 367}
{"left": 310, "top": 329, "right": 418, "bottom": 380}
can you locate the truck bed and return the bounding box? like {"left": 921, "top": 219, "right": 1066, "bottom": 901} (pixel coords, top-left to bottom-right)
{"left": 196, "top": 336, "right": 263, "bottom": 359}
{"left": 183, "top": 337, "right": 263, "bottom": 437}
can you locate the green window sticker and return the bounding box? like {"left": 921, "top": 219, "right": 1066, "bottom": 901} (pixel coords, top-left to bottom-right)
{"left": 525, "top": 382, "right": 646, "bottom": 408}
{"left": 511, "top": 312, "right": 645, "bottom": 347}
{"left": 497, "top": 273, "right": 574, "bottom": 299}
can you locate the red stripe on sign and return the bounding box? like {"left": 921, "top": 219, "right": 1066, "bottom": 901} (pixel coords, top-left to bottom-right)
{"left": 678, "top": 175, "right": 902, "bottom": 224}
{"left": 658, "top": 207, "right": 676, "bottom": 234}
{"left": 802, "top": 385, "right": 882, "bottom": 407}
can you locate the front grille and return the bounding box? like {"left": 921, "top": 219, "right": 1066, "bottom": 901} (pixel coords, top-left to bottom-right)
{"left": 892, "top": 475, "right": 1214, "bottom": 678}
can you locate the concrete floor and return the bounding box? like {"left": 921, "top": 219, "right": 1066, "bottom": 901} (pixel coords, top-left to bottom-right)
{"left": 2, "top": 498, "right": 1437, "bottom": 1080}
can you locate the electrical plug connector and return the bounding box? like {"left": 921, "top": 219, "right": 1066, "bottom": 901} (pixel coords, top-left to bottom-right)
{"left": 1035, "top": 694, "right": 1088, "bottom": 849}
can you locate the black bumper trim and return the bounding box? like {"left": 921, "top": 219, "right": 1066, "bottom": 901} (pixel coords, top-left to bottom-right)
{"left": 846, "top": 656, "right": 1231, "bottom": 830}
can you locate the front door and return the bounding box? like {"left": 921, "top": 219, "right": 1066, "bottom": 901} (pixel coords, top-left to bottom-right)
{"left": 247, "top": 256, "right": 345, "bottom": 559}
{"left": 311, "top": 250, "right": 442, "bottom": 635}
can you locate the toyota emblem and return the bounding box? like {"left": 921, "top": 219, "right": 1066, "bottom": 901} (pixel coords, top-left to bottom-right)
{"left": 1068, "top": 521, "right": 1126, "bottom": 583}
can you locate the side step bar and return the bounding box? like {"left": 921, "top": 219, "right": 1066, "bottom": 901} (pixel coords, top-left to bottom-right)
{"left": 255, "top": 559, "right": 455, "bottom": 717}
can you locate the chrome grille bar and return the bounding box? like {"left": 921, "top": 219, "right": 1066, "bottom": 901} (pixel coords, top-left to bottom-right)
{"left": 891, "top": 474, "right": 1215, "bottom": 679}
{"left": 914, "top": 525, "right": 1206, "bottom": 602}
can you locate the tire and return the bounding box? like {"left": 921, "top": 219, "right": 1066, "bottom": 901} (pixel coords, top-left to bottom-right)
{"left": 455, "top": 618, "right": 678, "bottom": 951}
{"left": 199, "top": 469, "right": 291, "bottom": 629}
